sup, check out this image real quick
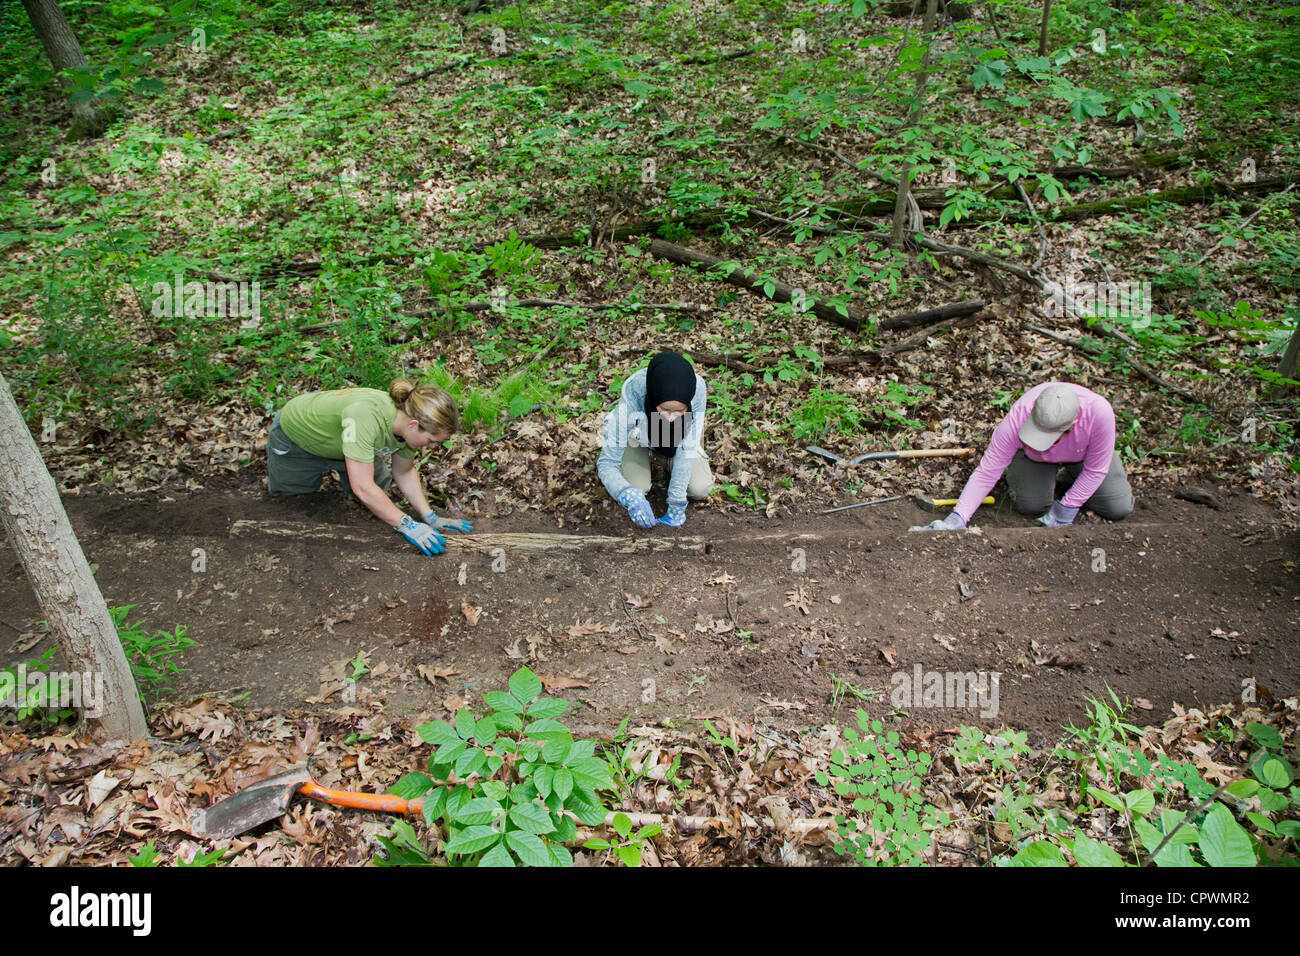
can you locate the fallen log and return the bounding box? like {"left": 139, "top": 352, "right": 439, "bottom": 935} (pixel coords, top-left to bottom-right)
{"left": 229, "top": 521, "right": 706, "bottom": 553}
{"left": 1042, "top": 176, "right": 1293, "bottom": 223}
{"left": 877, "top": 299, "right": 985, "bottom": 331}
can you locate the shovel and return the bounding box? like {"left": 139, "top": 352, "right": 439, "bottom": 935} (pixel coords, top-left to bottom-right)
{"left": 190, "top": 766, "right": 426, "bottom": 839}
{"left": 808, "top": 446, "right": 972, "bottom": 465}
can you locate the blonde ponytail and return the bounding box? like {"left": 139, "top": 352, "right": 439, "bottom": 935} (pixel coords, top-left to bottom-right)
{"left": 390, "top": 378, "right": 459, "bottom": 435}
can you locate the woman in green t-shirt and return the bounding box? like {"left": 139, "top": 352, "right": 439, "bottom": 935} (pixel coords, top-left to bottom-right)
{"left": 266, "top": 378, "right": 471, "bottom": 556}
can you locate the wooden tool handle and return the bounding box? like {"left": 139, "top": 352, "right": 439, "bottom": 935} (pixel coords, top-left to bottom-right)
{"left": 299, "top": 781, "right": 423, "bottom": 815}
{"left": 896, "top": 448, "right": 972, "bottom": 459}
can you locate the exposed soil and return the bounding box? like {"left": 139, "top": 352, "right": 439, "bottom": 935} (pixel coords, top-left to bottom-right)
{"left": 3, "top": 476, "right": 1295, "bottom": 746}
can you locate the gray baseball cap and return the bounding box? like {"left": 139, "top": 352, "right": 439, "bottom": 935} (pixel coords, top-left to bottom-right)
{"left": 1019, "top": 384, "right": 1079, "bottom": 451}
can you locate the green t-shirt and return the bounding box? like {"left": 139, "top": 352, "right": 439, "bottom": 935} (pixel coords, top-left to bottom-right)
{"left": 278, "top": 388, "right": 417, "bottom": 463}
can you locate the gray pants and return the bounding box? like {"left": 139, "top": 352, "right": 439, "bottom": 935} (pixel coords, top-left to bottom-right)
{"left": 1006, "top": 449, "right": 1134, "bottom": 520}
{"left": 265, "top": 411, "right": 392, "bottom": 496}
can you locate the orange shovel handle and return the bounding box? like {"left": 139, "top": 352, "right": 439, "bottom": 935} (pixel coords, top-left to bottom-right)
{"left": 298, "top": 781, "right": 424, "bottom": 816}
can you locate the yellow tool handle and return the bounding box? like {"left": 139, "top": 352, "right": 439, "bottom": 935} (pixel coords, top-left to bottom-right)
{"left": 932, "top": 496, "right": 994, "bottom": 506}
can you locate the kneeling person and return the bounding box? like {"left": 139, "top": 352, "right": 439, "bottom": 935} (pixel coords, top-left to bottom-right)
{"left": 914, "top": 381, "right": 1133, "bottom": 531}
{"left": 598, "top": 351, "right": 714, "bottom": 528}
{"left": 266, "top": 378, "right": 472, "bottom": 555}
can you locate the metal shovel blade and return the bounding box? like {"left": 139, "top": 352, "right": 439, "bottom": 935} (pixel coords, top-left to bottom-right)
{"left": 189, "top": 766, "right": 312, "bottom": 840}
{"left": 806, "top": 446, "right": 843, "bottom": 463}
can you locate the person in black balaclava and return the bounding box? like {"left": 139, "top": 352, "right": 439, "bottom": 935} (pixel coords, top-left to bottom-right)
{"left": 597, "top": 351, "right": 714, "bottom": 528}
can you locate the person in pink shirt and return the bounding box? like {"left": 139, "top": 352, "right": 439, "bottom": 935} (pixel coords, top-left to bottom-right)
{"left": 911, "top": 382, "right": 1134, "bottom": 531}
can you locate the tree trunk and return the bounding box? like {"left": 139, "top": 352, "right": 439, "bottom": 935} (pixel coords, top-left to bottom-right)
{"left": 891, "top": 0, "right": 940, "bottom": 249}
{"left": 1038, "top": 0, "right": 1052, "bottom": 56}
{"left": 1277, "top": 316, "right": 1300, "bottom": 386}
{"left": 0, "top": 372, "right": 147, "bottom": 741}
{"left": 21, "top": 0, "right": 109, "bottom": 138}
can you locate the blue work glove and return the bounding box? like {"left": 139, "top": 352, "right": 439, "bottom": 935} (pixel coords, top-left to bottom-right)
{"left": 423, "top": 511, "right": 473, "bottom": 534}
{"left": 397, "top": 514, "right": 445, "bottom": 555}
{"left": 657, "top": 501, "right": 687, "bottom": 527}
{"left": 1037, "top": 500, "right": 1080, "bottom": 528}
{"left": 909, "top": 511, "right": 967, "bottom": 532}
{"left": 617, "top": 487, "right": 656, "bottom": 529}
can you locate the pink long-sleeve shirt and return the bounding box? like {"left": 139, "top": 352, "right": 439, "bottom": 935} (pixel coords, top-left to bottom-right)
{"left": 954, "top": 382, "right": 1117, "bottom": 522}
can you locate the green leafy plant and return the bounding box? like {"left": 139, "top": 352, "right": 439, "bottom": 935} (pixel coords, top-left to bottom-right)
{"left": 110, "top": 605, "right": 195, "bottom": 694}
{"left": 377, "top": 666, "right": 615, "bottom": 867}
{"left": 817, "top": 709, "right": 948, "bottom": 866}
{"left": 582, "top": 811, "right": 661, "bottom": 867}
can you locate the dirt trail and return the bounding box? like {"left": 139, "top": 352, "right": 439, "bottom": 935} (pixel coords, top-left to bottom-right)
{"left": 2, "top": 483, "right": 1296, "bottom": 745}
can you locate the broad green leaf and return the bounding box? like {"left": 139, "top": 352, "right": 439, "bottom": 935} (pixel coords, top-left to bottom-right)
{"left": 434, "top": 740, "right": 466, "bottom": 764}
{"left": 1276, "top": 820, "right": 1300, "bottom": 839}
{"left": 445, "top": 825, "right": 501, "bottom": 856}
{"left": 567, "top": 740, "right": 597, "bottom": 761}
{"left": 567, "top": 787, "right": 607, "bottom": 826}
{"left": 524, "top": 718, "right": 570, "bottom": 741}
{"left": 454, "top": 748, "right": 487, "bottom": 778}
{"left": 1246, "top": 722, "right": 1284, "bottom": 751}
{"left": 543, "top": 738, "right": 572, "bottom": 764}
{"left": 1072, "top": 835, "right": 1125, "bottom": 867}
{"left": 390, "top": 772, "right": 434, "bottom": 799}
{"left": 484, "top": 691, "right": 522, "bottom": 714}
{"left": 478, "top": 841, "right": 516, "bottom": 867}
{"left": 526, "top": 696, "right": 569, "bottom": 719}
{"left": 417, "top": 720, "right": 460, "bottom": 745}
{"left": 510, "top": 802, "right": 556, "bottom": 835}
{"left": 1089, "top": 787, "right": 1126, "bottom": 813}
{"left": 421, "top": 787, "right": 448, "bottom": 826}
{"left": 509, "top": 667, "right": 543, "bottom": 704}
{"left": 479, "top": 780, "right": 509, "bottom": 801}
{"left": 615, "top": 844, "right": 641, "bottom": 867}
{"left": 454, "top": 797, "right": 503, "bottom": 826}
{"left": 506, "top": 830, "right": 551, "bottom": 867}
{"left": 494, "top": 712, "right": 523, "bottom": 732}
{"left": 554, "top": 767, "right": 574, "bottom": 802}
{"left": 1245, "top": 812, "right": 1275, "bottom": 834}
{"left": 1259, "top": 789, "right": 1289, "bottom": 812}
{"left": 1124, "top": 789, "right": 1155, "bottom": 818}
{"left": 454, "top": 708, "right": 477, "bottom": 740}
{"left": 1009, "top": 841, "right": 1067, "bottom": 867}
{"left": 533, "top": 764, "right": 554, "bottom": 797}
{"left": 568, "top": 757, "right": 614, "bottom": 791}
{"left": 547, "top": 843, "right": 573, "bottom": 867}
{"left": 473, "top": 716, "right": 498, "bottom": 746}
{"left": 1225, "top": 779, "right": 1260, "bottom": 799}
{"left": 612, "top": 813, "right": 633, "bottom": 839}
{"left": 1260, "top": 758, "right": 1293, "bottom": 789}
{"left": 1199, "top": 805, "right": 1256, "bottom": 867}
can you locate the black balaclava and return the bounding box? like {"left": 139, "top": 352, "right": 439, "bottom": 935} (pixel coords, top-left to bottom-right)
{"left": 643, "top": 351, "right": 697, "bottom": 458}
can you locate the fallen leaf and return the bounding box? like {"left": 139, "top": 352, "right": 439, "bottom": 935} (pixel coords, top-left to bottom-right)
{"left": 461, "top": 601, "right": 481, "bottom": 626}
{"left": 567, "top": 618, "right": 608, "bottom": 639}
{"left": 878, "top": 646, "right": 898, "bottom": 666}
{"left": 418, "top": 665, "right": 462, "bottom": 685}
{"left": 87, "top": 770, "right": 121, "bottom": 809}
{"left": 640, "top": 679, "right": 656, "bottom": 704}
{"left": 1134, "top": 698, "right": 1155, "bottom": 711}
{"left": 625, "top": 593, "right": 652, "bottom": 609}
{"left": 443, "top": 695, "right": 469, "bottom": 713}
